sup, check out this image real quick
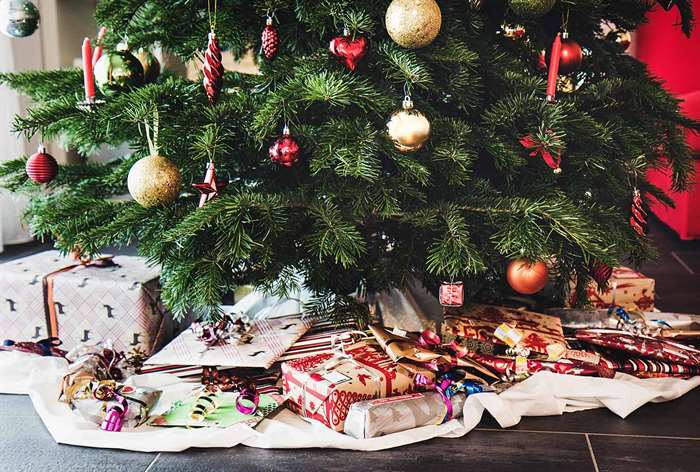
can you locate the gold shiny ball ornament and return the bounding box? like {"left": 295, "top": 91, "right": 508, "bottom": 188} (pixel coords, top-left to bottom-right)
{"left": 387, "top": 97, "right": 431, "bottom": 153}
{"left": 385, "top": 0, "right": 442, "bottom": 49}
{"left": 127, "top": 154, "right": 182, "bottom": 208}
{"left": 507, "top": 0, "right": 556, "bottom": 19}
{"left": 135, "top": 48, "right": 161, "bottom": 84}
{"left": 94, "top": 44, "right": 144, "bottom": 96}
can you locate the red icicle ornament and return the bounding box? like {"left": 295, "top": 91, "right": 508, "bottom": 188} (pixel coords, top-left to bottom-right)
{"left": 590, "top": 260, "right": 613, "bottom": 287}
{"left": 261, "top": 17, "right": 279, "bottom": 60}
{"left": 269, "top": 126, "right": 301, "bottom": 167}
{"left": 202, "top": 32, "right": 224, "bottom": 104}
{"left": 25, "top": 145, "right": 58, "bottom": 184}
{"left": 630, "top": 188, "right": 647, "bottom": 236}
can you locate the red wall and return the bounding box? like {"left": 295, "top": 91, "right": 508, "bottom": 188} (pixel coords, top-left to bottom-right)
{"left": 635, "top": 5, "right": 700, "bottom": 96}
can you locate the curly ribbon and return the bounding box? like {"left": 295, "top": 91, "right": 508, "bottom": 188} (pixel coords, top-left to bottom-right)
{"left": 520, "top": 134, "right": 562, "bottom": 173}
{"left": 191, "top": 313, "right": 253, "bottom": 348}
{"left": 415, "top": 373, "right": 485, "bottom": 424}
{"left": 201, "top": 367, "right": 259, "bottom": 415}
{"left": 100, "top": 394, "right": 128, "bottom": 432}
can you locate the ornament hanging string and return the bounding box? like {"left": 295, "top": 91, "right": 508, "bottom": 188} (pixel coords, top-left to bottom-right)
{"left": 143, "top": 108, "right": 160, "bottom": 156}
{"left": 208, "top": 0, "right": 218, "bottom": 33}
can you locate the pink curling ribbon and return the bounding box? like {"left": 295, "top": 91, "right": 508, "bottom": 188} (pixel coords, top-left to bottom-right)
{"left": 520, "top": 134, "right": 562, "bottom": 173}
{"left": 100, "top": 394, "right": 128, "bottom": 432}
{"left": 415, "top": 374, "right": 454, "bottom": 424}
{"left": 235, "top": 385, "right": 259, "bottom": 415}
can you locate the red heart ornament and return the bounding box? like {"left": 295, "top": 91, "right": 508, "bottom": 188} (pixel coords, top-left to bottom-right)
{"left": 329, "top": 35, "right": 368, "bottom": 71}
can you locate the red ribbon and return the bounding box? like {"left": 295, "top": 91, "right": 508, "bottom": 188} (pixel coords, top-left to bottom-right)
{"left": 520, "top": 134, "right": 561, "bottom": 173}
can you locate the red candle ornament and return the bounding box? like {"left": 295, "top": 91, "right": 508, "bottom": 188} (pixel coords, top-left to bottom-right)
{"left": 546, "top": 33, "right": 561, "bottom": 102}
{"left": 82, "top": 37, "right": 96, "bottom": 101}
{"left": 92, "top": 27, "right": 107, "bottom": 66}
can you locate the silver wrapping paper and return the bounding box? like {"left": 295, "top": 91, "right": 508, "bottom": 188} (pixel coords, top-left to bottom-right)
{"left": 71, "top": 385, "right": 161, "bottom": 428}
{"left": 343, "top": 391, "right": 465, "bottom": 439}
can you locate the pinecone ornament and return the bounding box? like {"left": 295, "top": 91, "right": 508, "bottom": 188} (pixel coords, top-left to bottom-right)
{"left": 261, "top": 17, "right": 279, "bottom": 60}
{"left": 202, "top": 32, "right": 224, "bottom": 104}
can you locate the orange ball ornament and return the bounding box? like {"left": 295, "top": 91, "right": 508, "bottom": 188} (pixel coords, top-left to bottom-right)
{"left": 506, "top": 259, "right": 549, "bottom": 295}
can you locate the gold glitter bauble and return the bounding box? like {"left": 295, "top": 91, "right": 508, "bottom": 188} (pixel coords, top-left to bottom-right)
{"left": 385, "top": 0, "right": 442, "bottom": 49}
{"left": 127, "top": 154, "right": 181, "bottom": 208}
{"left": 386, "top": 97, "right": 431, "bottom": 153}
{"left": 135, "top": 48, "right": 161, "bottom": 84}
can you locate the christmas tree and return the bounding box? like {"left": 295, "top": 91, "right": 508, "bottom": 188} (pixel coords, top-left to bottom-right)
{"left": 1, "top": 0, "right": 698, "bottom": 321}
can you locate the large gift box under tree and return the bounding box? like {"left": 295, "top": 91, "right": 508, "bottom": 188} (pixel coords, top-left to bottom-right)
{"left": 281, "top": 340, "right": 425, "bottom": 432}
{"left": 0, "top": 250, "right": 180, "bottom": 355}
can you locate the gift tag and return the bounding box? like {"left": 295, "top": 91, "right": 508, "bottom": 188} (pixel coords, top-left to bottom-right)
{"left": 546, "top": 343, "right": 566, "bottom": 361}
{"left": 321, "top": 370, "right": 352, "bottom": 385}
{"left": 565, "top": 349, "right": 601, "bottom": 365}
{"left": 494, "top": 323, "right": 523, "bottom": 347}
{"left": 515, "top": 356, "right": 529, "bottom": 377}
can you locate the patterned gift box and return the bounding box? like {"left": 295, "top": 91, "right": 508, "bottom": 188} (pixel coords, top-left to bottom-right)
{"left": 281, "top": 340, "right": 422, "bottom": 432}
{"left": 441, "top": 304, "right": 567, "bottom": 355}
{"left": 0, "top": 250, "right": 179, "bottom": 355}
{"left": 583, "top": 267, "right": 655, "bottom": 310}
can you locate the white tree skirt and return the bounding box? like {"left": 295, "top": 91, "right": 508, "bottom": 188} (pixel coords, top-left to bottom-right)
{"left": 2, "top": 350, "right": 699, "bottom": 452}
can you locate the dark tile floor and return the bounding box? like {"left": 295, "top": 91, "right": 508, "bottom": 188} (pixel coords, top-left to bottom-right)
{"left": 1, "top": 217, "right": 699, "bottom": 472}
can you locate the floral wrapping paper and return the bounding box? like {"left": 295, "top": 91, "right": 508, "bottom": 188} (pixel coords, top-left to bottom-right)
{"left": 441, "top": 304, "right": 567, "bottom": 355}
{"left": 281, "top": 340, "right": 423, "bottom": 432}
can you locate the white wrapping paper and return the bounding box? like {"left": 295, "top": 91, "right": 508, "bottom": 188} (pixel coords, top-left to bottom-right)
{"left": 2, "top": 290, "right": 699, "bottom": 451}
{"left": 1, "top": 350, "right": 698, "bottom": 452}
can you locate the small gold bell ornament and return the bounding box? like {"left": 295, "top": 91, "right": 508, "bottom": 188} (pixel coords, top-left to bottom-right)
{"left": 386, "top": 95, "right": 431, "bottom": 153}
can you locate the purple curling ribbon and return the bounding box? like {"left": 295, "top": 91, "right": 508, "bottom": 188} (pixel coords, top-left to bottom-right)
{"left": 416, "top": 373, "right": 486, "bottom": 424}
{"left": 101, "top": 395, "right": 128, "bottom": 432}
{"left": 235, "top": 385, "right": 259, "bottom": 415}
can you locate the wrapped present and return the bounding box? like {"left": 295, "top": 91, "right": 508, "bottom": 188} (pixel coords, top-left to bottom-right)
{"left": 71, "top": 383, "right": 161, "bottom": 429}
{"left": 146, "top": 313, "right": 312, "bottom": 369}
{"left": 441, "top": 304, "right": 567, "bottom": 356}
{"left": 0, "top": 250, "right": 182, "bottom": 355}
{"left": 576, "top": 329, "right": 700, "bottom": 366}
{"left": 281, "top": 340, "right": 425, "bottom": 432}
{"left": 469, "top": 352, "right": 605, "bottom": 380}
{"left": 369, "top": 325, "right": 498, "bottom": 382}
{"left": 599, "top": 357, "right": 700, "bottom": 378}
{"left": 344, "top": 391, "right": 467, "bottom": 439}
{"left": 577, "top": 266, "right": 655, "bottom": 310}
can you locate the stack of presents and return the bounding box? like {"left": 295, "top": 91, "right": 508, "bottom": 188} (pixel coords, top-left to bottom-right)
{"left": 2, "top": 250, "right": 698, "bottom": 437}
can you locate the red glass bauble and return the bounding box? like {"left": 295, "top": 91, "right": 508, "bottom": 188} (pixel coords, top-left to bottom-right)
{"left": 25, "top": 146, "right": 58, "bottom": 183}
{"left": 269, "top": 130, "right": 300, "bottom": 167}
{"left": 546, "top": 38, "right": 583, "bottom": 75}
{"left": 506, "top": 259, "right": 549, "bottom": 295}
{"left": 329, "top": 35, "right": 368, "bottom": 71}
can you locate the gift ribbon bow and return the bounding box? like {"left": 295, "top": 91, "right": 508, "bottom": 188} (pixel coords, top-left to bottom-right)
{"left": 415, "top": 373, "right": 485, "bottom": 424}
{"left": 520, "top": 134, "right": 562, "bottom": 173}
